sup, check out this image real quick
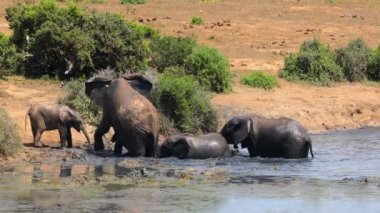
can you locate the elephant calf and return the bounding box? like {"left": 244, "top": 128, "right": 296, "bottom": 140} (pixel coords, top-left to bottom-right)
{"left": 220, "top": 115, "right": 314, "bottom": 159}
{"left": 158, "top": 133, "right": 231, "bottom": 159}
{"left": 25, "top": 104, "right": 91, "bottom": 148}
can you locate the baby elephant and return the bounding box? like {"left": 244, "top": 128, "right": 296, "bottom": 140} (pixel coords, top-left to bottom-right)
{"left": 158, "top": 133, "right": 231, "bottom": 159}
{"left": 25, "top": 104, "right": 91, "bottom": 148}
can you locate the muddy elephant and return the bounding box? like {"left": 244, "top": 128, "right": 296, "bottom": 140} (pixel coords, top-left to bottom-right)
{"left": 220, "top": 115, "right": 314, "bottom": 159}
{"left": 25, "top": 104, "right": 91, "bottom": 148}
{"left": 157, "top": 133, "right": 231, "bottom": 159}
{"left": 84, "top": 74, "right": 160, "bottom": 157}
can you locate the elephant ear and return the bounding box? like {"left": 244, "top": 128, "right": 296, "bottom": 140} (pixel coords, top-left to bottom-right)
{"left": 173, "top": 139, "right": 190, "bottom": 159}
{"left": 58, "top": 107, "right": 74, "bottom": 126}
{"left": 123, "top": 73, "right": 153, "bottom": 96}
{"left": 84, "top": 77, "right": 112, "bottom": 97}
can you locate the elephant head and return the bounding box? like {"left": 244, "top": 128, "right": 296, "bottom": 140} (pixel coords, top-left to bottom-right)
{"left": 85, "top": 74, "right": 153, "bottom": 106}
{"left": 220, "top": 116, "right": 258, "bottom": 156}
{"left": 159, "top": 134, "right": 193, "bottom": 158}
{"left": 58, "top": 107, "right": 91, "bottom": 144}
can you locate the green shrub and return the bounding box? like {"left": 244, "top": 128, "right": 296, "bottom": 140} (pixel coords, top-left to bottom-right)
{"left": 185, "top": 46, "right": 232, "bottom": 92}
{"left": 191, "top": 16, "right": 204, "bottom": 25}
{"left": 0, "top": 107, "right": 22, "bottom": 157}
{"left": 368, "top": 46, "right": 380, "bottom": 81}
{"left": 152, "top": 71, "right": 218, "bottom": 134}
{"left": 5, "top": 0, "right": 149, "bottom": 78}
{"left": 120, "top": 0, "right": 145, "bottom": 4}
{"left": 241, "top": 70, "right": 278, "bottom": 90}
{"left": 150, "top": 36, "right": 196, "bottom": 72}
{"left": 58, "top": 80, "right": 102, "bottom": 126}
{"left": 336, "top": 38, "right": 372, "bottom": 82}
{"left": 280, "top": 39, "right": 344, "bottom": 85}
{"left": 0, "top": 33, "right": 18, "bottom": 77}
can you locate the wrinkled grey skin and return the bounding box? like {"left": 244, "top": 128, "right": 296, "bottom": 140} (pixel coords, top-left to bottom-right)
{"left": 158, "top": 133, "right": 231, "bottom": 159}
{"left": 85, "top": 74, "right": 159, "bottom": 157}
{"left": 25, "top": 104, "right": 91, "bottom": 148}
{"left": 220, "top": 115, "right": 314, "bottom": 159}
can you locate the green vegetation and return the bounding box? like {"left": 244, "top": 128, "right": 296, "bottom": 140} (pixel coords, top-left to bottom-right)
{"left": 0, "top": 107, "right": 22, "bottom": 156}
{"left": 58, "top": 80, "right": 102, "bottom": 126}
{"left": 120, "top": 0, "right": 145, "bottom": 4}
{"left": 0, "top": 33, "right": 19, "bottom": 77}
{"left": 5, "top": 0, "right": 148, "bottom": 78}
{"left": 185, "top": 46, "right": 232, "bottom": 92}
{"left": 336, "top": 38, "right": 372, "bottom": 82}
{"left": 368, "top": 45, "right": 380, "bottom": 81}
{"left": 191, "top": 16, "right": 204, "bottom": 25}
{"left": 280, "top": 39, "right": 344, "bottom": 85}
{"left": 150, "top": 36, "right": 196, "bottom": 72}
{"left": 241, "top": 70, "right": 278, "bottom": 90}
{"left": 152, "top": 69, "right": 218, "bottom": 134}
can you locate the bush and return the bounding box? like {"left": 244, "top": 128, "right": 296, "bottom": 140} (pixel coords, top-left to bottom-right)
{"left": 120, "top": 0, "right": 145, "bottom": 4}
{"left": 191, "top": 17, "right": 204, "bottom": 25}
{"left": 368, "top": 46, "right": 380, "bottom": 81}
{"left": 58, "top": 80, "right": 102, "bottom": 126}
{"left": 280, "top": 39, "right": 344, "bottom": 85}
{"left": 336, "top": 38, "right": 372, "bottom": 82}
{"left": 241, "top": 70, "right": 278, "bottom": 90}
{"left": 5, "top": 0, "right": 149, "bottom": 78}
{"left": 185, "top": 46, "right": 232, "bottom": 92}
{"left": 150, "top": 36, "right": 196, "bottom": 72}
{"left": 152, "top": 71, "right": 218, "bottom": 134}
{"left": 0, "top": 33, "right": 19, "bottom": 77}
{"left": 0, "top": 107, "right": 22, "bottom": 156}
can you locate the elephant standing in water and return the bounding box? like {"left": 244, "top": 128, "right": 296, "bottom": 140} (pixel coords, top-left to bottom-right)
{"left": 220, "top": 115, "right": 314, "bottom": 159}
{"left": 25, "top": 104, "right": 91, "bottom": 148}
{"left": 157, "top": 133, "right": 231, "bottom": 159}
{"left": 85, "top": 74, "right": 159, "bottom": 157}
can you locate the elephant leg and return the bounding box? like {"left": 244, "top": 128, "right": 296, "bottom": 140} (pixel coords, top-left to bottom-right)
{"left": 125, "top": 136, "right": 145, "bottom": 157}
{"left": 113, "top": 141, "right": 123, "bottom": 156}
{"left": 33, "top": 129, "right": 44, "bottom": 148}
{"left": 94, "top": 116, "right": 111, "bottom": 151}
{"left": 58, "top": 126, "right": 68, "bottom": 149}
{"left": 66, "top": 127, "right": 73, "bottom": 148}
{"left": 144, "top": 134, "right": 155, "bottom": 157}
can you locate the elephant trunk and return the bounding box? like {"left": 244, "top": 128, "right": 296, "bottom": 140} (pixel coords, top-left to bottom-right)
{"left": 81, "top": 125, "right": 91, "bottom": 144}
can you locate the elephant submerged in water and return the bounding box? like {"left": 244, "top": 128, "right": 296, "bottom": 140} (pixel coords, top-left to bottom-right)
{"left": 85, "top": 74, "right": 160, "bottom": 157}
{"left": 157, "top": 133, "right": 231, "bottom": 159}
{"left": 220, "top": 115, "right": 314, "bottom": 159}
{"left": 25, "top": 104, "right": 91, "bottom": 148}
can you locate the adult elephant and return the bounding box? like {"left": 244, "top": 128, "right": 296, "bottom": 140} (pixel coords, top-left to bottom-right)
{"left": 158, "top": 133, "right": 231, "bottom": 159}
{"left": 84, "top": 74, "right": 159, "bottom": 157}
{"left": 25, "top": 104, "right": 91, "bottom": 148}
{"left": 220, "top": 115, "right": 314, "bottom": 159}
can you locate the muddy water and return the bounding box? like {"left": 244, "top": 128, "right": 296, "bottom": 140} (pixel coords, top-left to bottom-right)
{"left": 0, "top": 128, "right": 380, "bottom": 212}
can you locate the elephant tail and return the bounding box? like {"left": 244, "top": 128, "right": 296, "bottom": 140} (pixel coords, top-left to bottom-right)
{"left": 306, "top": 137, "right": 314, "bottom": 158}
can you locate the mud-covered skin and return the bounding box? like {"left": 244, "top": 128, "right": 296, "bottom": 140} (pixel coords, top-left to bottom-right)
{"left": 220, "top": 115, "right": 314, "bottom": 159}
{"left": 85, "top": 75, "right": 159, "bottom": 157}
{"left": 158, "top": 133, "right": 231, "bottom": 159}
{"left": 25, "top": 104, "right": 91, "bottom": 148}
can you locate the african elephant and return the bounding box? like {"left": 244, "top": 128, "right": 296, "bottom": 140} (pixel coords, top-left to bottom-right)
{"left": 220, "top": 115, "right": 314, "bottom": 159}
{"left": 84, "top": 74, "right": 159, "bottom": 157}
{"left": 158, "top": 133, "right": 231, "bottom": 159}
{"left": 25, "top": 104, "right": 91, "bottom": 148}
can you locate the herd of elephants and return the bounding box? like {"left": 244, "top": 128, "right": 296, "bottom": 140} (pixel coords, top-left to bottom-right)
{"left": 25, "top": 74, "right": 314, "bottom": 159}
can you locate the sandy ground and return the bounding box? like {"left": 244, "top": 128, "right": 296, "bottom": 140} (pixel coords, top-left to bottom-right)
{"left": 0, "top": 0, "right": 379, "bottom": 157}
